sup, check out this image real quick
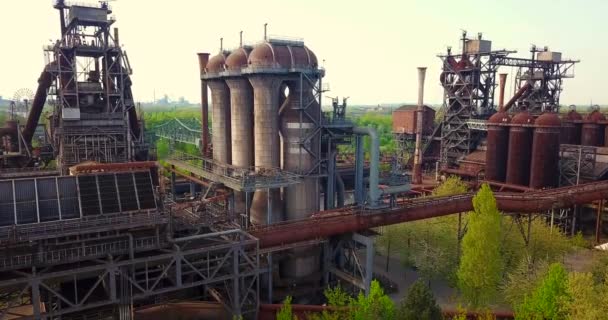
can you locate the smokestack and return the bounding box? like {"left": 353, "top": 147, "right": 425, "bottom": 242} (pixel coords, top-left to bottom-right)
{"left": 413, "top": 67, "right": 427, "bottom": 185}
{"left": 498, "top": 73, "right": 507, "bottom": 111}
{"left": 197, "top": 53, "right": 211, "bottom": 157}
{"left": 113, "top": 28, "right": 120, "bottom": 47}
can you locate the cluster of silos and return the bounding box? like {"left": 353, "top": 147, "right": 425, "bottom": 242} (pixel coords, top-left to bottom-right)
{"left": 199, "top": 39, "right": 321, "bottom": 280}
{"left": 487, "top": 109, "right": 561, "bottom": 189}
{"left": 580, "top": 107, "right": 606, "bottom": 147}
{"left": 485, "top": 75, "right": 562, "bottom": 189}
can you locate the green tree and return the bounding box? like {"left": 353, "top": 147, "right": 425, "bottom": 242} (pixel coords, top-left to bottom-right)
{"left": 457, "top": 184, "right": 504, "bottom": 308}
{"left": 350, "top": 280, "right": 396, "bottom": 320}
{"left": 502, "top": 257, "right": 549, "bottom": 308}
{"left": 398, "top": 280, "right": 443, "bottom": 320}
{"left": 515, "top": 263, "right": 568, "bottom": 320}
{"left": 377, "top": 176, "right": 468, "bottom": 285}
{"left": 277, "top": 296, "right": 297, "bottom": 320}
{"left": 564, "top": 272, "right": 607, "bottom": 320}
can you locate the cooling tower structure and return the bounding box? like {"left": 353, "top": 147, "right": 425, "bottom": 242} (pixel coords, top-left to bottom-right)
{"left": 200, "top": 38, "right": 324, "bottom": 281}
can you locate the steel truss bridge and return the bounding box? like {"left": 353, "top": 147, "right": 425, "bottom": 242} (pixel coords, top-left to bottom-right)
{"left": 153, "top": 118, "right": 203, "bottom": 146}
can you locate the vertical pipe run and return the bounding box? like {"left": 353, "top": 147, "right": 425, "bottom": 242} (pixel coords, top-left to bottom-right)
{"left": 353, "top": 127, "right": 379, "bottom": 207}
{"left": 498, "top": 73, "right": 507, "bottom": 111}
{"left": 197, "top": 53, "right": 211, "bottom": 157}
{"left": 413, "top": 67, "right": 426, "bottom": 185}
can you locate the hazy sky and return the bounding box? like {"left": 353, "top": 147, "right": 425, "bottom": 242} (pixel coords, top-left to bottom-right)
{"left": 1, "top": 0, "right": 606, "bottom": 105}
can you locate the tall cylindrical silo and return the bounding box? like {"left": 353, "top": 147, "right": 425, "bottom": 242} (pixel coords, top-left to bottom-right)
{"left": 225, "top": 48, "right": 254, "bottom": 214}
{"left": 529, "top": 113, "right": 562, "bottom": 189}
{"left": 581, "top": 109, "right": 605, "bottom": 147}
{"left": 206, "top": 52, "right": 232, "bottom": 165}
{"left": 485, "top": 73, "right": 510, "bottom": 182}
{"left": 248, "top": 74, "right": 284, "bottom": 225}
{"left": 505, "top": 111, "right": 534, "bottom": 186}
{"left": 485, "top": 111, "right": 511, "bottom": 182}
{"left": 560, "top": 107, "right": 582, "bottom": 145}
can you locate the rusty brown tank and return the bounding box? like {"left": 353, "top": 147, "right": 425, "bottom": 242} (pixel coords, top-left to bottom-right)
{"left": 529, "top": 113, "right": 562, "bottom": 189}
{"left": 560, "top": 109, "right": 582, "bottom": 145}
{"left": 581, "top": 110, "right": 605, "bottom": 146}
{"left": 485, "top": 111, "right": 511, "bottom": 182}
{"left": 505, "top": 111, "right": 534, "bottom": 186}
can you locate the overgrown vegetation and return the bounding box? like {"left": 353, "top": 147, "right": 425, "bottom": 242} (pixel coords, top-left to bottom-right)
{"left": 377, "top": 177, "right": 587, "bottom": 315}
{"left": 280, "top": 280, "right": 441, "bottom": 320}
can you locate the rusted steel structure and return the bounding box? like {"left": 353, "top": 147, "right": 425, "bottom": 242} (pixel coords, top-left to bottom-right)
{"left": 485, "top": 73, "right": 511, "bottom": 182}
{"left": 529, "top": 112, "right": 562, "bottom": 188}
{"left": 561, "top": 106, "right": 583, "bottom": 145}
{"left": 505, "top": 110, "right": 535, "bottom": 186}
{"left": 251, "top": 180, "right": 608, "bottom": 249}
{"left": 581, "top": 107, "right": 605, "bottom": 146}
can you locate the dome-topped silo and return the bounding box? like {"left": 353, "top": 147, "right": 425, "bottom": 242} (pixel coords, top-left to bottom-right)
{"left": 485, "top": 111, "right": 511, "bottom": 182}
{"left": 530, "top": 112, "right": 562, "bottom": 189}
{"left": 206, "top": 52, "right": 232, "bottom": 165}
{"left": 225, "top": 47, "right": 254, "bottom": 214}
{"left": 506, "top": 110, "right": 535, "bottom": 186}
{"left": 561, "top": 106, "right": 582, "bottom": 145}
{"left": 581, "top": 107, "right": 605, "bottom": 146}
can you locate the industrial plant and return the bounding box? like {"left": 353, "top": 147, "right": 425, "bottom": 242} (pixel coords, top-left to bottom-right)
{"left": 0, "top": 1, "right": 607, "bottom": 319}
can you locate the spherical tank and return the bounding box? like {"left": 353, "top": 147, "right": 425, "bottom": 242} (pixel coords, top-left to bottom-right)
{"left": 560, "top": 109, "right": 582, "bottom": 145}
{"left": 581, "top": 110, "right": 605, "bottom": 146}
{"left": 505, "top": 111, "right": 535, "bottom": 186}
{"left": 529, "top": 113, "right": 561, "bottom": 189}
{"left": 485, "top": 111, "right": 511, "bottom": 182}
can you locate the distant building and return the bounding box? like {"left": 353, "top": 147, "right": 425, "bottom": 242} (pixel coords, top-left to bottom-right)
{"left": 392, "top": 104, "right": 436, "bottom": 135}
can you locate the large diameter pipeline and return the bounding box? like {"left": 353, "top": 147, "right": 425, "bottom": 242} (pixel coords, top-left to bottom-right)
{"left": 251, "top": 181, "right": 608, "bottom": 249}
{"left": 23, "top": 67, "right": 54, "bottom": 145}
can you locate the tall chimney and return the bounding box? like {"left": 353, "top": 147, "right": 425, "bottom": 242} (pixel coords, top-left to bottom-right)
{"left": 498, "top": 73, "right": 507, "bottom": 112}
{"left": 197, "top": 53, "right": 211, "bottom": 157}
{"left": 413, "top": 67, "right": 427, "bottom": 185}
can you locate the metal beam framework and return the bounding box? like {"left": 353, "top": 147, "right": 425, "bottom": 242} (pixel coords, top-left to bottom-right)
{"left": 323, "top": 233, "right": 374, "bottom": 295}
{"left": 494, "top": 54, "right": 578, "bottom": 114}
{"left": 0, "top": 229, "right": 260, "bottom": 320}
{"left": 164, "top": 152, "right": 302, "bottom": 192}
{"left": 437, "top": 34, "right": 511, "bottom": 167}
{"left": 559, "top": 144, "right": 597, "bottom": 186}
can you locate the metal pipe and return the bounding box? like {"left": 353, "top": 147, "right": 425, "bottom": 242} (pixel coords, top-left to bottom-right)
{"left": 23, "top": 66, "right": 53, "bottom": 145}
{"left": 504, "top": 82, "right": 532, "bottom": 111}
{"left": 336, "top": 172, "right": 345, "bottom": 207}
{"left": 252, "top": 180, "right": 608, "bottom": 249}
{"left": 498, "top": 73, "right": 507, "bottom": 111}
{"left": 353, "top": 126, "right": 379, "bottom": 207}
{"left": 197, "top": 53, "right": 211, "bottom": 157}
{"left": 413, "top": 67, "right": 426, "bottom": 184}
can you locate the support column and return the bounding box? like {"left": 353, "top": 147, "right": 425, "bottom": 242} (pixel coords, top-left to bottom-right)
{"left": 225, "top": 78, "right": 254, "bottom": 216}
{"left": 249, "top": 76, "right": 283, "bottom": 225}
{"left": 207, "top": 80, "right": 232, "bottom": 165}
{"left": 355, "top": 135, "right": 365, "bottom": 205}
